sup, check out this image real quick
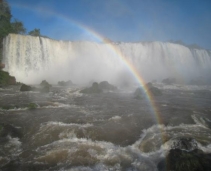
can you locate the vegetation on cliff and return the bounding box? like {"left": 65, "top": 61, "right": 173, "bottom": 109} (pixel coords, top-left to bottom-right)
{"left": 0, "top": 0, "right": 44, "bottom": 62}
{"left": 0, "top": 70, "right": 16, "bottom": 86}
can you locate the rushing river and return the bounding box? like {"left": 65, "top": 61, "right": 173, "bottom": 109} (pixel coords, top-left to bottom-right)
{"left": 0, "top": 83, "right": 211, "bottom": 170}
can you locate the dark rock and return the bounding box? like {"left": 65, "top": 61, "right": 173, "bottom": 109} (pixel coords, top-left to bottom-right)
{"left": 134, "top": 87, "right": 143, "bottom": 99}
{"left": 20, "top": 84, "right": 32, "bottom": 91}
{"left": 58, "top": 80, "right": 73, "bottom": 86}
{"left": 157, "top": 137, "right": 211, "bottom": 171}
{"left": 98, "top": 81, "right": 117, "bottom": 91}
{"left": 40, "top": 80, "right": 51, "bottom": 87}
{"left": 149, "top": 86, "right": 162, "bottom": 96}
{"left": 0, "top": 70, "right": 16, "bottom": 85}
{"left": 134, "top": 82, "right": 162, "bottom": 99}
{"left": 171, "top": 137, "right": 198, "bottom": 151}
{"left": 158, "top": 149, "right": 211, "bottom": 171}
{"left": 80, "top": 82, "right": 102, "bottom": 94}
{"left": 40, "top": 80, "right": 51, "bottom": 93}
{"left": 0, "top": 63, "right": 5, "bottom": 69}
{"left": 8, "top": 76, "right": 16, "bottom": 85}
{"left": 162, "top": 78, "right": 176, "bottom": 84}
{"left": 0, "top": 123, "right": 22, "bottom": 139}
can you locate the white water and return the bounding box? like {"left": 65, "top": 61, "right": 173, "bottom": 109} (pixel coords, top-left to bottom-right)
{"left": 3, "top": 34, "right": 211, "bottom": 85}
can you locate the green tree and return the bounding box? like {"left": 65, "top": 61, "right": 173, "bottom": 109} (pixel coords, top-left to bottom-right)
{"left": 11, "top": 19, "right": 26, "bottom": 34}
{"left": 28, "top": 28, "right": 41, "bottom": 36}
{"left": 0, "top": 0, "right": 12, "bottom": 62}
{"left": 0, "top": 0, "right": 12, "bottom": 41}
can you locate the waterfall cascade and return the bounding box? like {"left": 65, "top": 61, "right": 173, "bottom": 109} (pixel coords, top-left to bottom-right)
{"left": 3, "top": 34, "right": 211, "bottom": 85}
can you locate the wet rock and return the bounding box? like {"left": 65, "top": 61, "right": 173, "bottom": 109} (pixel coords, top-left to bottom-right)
{"left": 0, "top": 63, "right": 5, "bottom": 69}
{"left": 134, "top": 82, "right": 162, "bottom": 99}
{"left": 171, "top": 137, "right": 198, "bottom": 151}
{"left": 0, "top": 123, "right": 22, "bottom": 139}
{"left": 157, "top": 137, "right": 211, "bottom": 171}
{"left": 98, "top": 81, "right": 117, "bottom": 91}
{"left": 162, "top": 77, "right": 177, "bottom": 84}
{"left": 80, "top": 82, "right": 102, "bottom": 94}
{"left": 40, "top": 80, "right": 51, "bottom": 87}
{"left": 147, "top": 82, "right": 162, "bottom": 96}
{"left": 40, "top": 80, "right": 51, "bottom": 93}
{"left": 134, "top": 87, "right": 143, "bottom": 99}
{"left": 158, "top": 149, "right": 211, "bottom": 171}
{"left": 58, "top": 80, "right": 73, "bottom": 86}
{"left": 8, "top": 76, "right": 16, "bottom": 85}
{"left": 20, "top": 84, "right": 32, "bottom": 91}
{"left": 0, "top": 70, "right": 16, "bottom": 86}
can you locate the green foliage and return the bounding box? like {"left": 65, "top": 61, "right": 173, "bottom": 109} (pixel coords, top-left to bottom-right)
{"left": 1, "top": 105, "right": 18, "bottom": 110}
{"left": 0, "top": 70, "right": 10, "bottom": 85}
{"left": 10, "top": 18, "right": 26, "bottom": 34}
{"left": 0, "top": 0, "right": 12, "bottom": 41}
{"left": 28, "top": 103, "right": 37, "bottom": 110}
{"left": 28, "top": 28, "right": 41, "bottom": 36}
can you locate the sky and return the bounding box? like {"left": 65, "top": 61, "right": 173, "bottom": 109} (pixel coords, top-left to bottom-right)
{"left": 6, "top": 0, "right": 211, "bottom": 49}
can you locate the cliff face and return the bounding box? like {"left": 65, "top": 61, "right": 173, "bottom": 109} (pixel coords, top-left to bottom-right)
{"left": 2, "top": 34, "right": 211, "bottom": 84}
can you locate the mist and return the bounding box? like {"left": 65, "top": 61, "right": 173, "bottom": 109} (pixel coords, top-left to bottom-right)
{"left": 3, "top": 34, "right": 211, "bottom": 86}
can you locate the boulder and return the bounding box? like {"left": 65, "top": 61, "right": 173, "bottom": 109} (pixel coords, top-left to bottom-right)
{"left": 20, "top": 84, "right": 32, "bottom": 91}
{"left": 157, "top": 137, "right": 211, "bottom": 171}
{"left": 80, "top": 82, "right": 102, "bottom": 94}
{"left": 0, "top": 70, "right": 16, "bottom": 85}
{"left": 58, "top": 80, "right": 73, "bottom": 86}
{"left": 134, "top": 82, "right": 162, "bottom": 99}
{"left": 0, "top": 123, "right": 22, "bottom": 139}
{"left": 162, "top": 77, "right": 177, "bottom": 84}
{"left": 158, "top": 149, "right": 211, "bottom": 171}
{"left": 8, "top": 76, "right": 16, "bottom": 85}
{"left": 134, "top": 87, "right": 143, "bottom": 99}
{"left": 99, "top": 81, "right": 117, "bottom": 91}
{"left": 40, "top": 80, "right": 51, "bottom": 87}
{"left": 40, "top": 80, "right": 51, "bottom": 93}
{"left": 0, "top": 63, "right": 5, "bottom": 69}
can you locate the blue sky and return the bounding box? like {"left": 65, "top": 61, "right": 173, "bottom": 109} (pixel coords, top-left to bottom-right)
{"left": 6, "top": 0, "right": 211, "bottom": 49}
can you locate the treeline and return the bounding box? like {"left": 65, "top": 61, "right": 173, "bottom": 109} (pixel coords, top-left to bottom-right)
{"left": 0, "top": 0, "right": 44, "bottom": 61}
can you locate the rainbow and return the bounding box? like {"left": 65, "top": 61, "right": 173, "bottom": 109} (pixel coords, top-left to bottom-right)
{"left": 10, "top": 2, "right": 163, "bottom": 126}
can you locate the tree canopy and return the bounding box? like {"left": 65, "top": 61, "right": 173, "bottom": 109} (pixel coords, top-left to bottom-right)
{"left": 28, "top": 29, "right": 41, "bottom": 36}
{"left": 0, "top": 0, "right": 40, "bottom": 62}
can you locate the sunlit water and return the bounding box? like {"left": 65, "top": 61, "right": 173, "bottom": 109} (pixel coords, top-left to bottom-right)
{"left": 0, "top": 84, "right": 211, "bottom": 170}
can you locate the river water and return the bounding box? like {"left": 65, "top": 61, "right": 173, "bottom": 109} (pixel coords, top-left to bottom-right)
{"left": 0, "top": 83, "right": 211, "bottom": 170}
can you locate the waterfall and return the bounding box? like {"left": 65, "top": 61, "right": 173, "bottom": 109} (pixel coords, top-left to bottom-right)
{"left": 3, "top": 34, "right": 211, "bottom": 85}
